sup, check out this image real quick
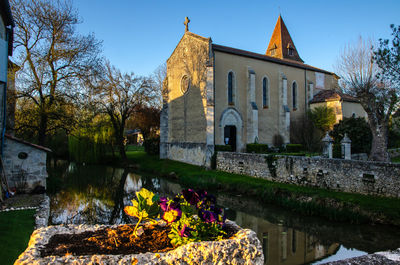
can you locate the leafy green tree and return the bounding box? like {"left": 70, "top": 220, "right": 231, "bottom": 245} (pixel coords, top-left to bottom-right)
{"left": 308, "top": 106, "right": 337, "bottom": 133}
{"left": 330, "top": 117, "right": 372, "bottom": 154}
{"left": 374, "top": 25, "right": 400, "bottom": 94}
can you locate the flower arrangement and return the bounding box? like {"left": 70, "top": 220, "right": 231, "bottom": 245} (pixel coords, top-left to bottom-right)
{"left": 124, "top": 188, "right": 227, "bottom": 247}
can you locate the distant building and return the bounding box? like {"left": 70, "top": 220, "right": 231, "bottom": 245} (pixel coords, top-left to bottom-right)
{"left": 309, "top": 89, "right": 367, "bottom": 123}
{"left": 125, "top": 129, "right": 144, "bottom": 145}
{"left": 160, "top": 16, "right": 341, "bottom": 167}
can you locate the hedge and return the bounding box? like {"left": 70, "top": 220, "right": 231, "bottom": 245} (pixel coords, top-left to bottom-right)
{"left": 285, "top": 144, "right": 303, "bottom": 153}
{"left": 246, "top": 143, "right": 269, "bottom": 154}
{"left": 215, "top": 145, "right": 232, "bottom": 152}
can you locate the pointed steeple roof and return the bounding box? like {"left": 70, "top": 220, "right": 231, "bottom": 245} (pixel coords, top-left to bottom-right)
{"left": 266, "top": 15, "right": 303, "bottom": 62}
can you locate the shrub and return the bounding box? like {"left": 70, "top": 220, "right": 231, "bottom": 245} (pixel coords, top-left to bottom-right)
{"left": 273, "top": 134, "right": 284, "bottom": 150}
{"left": 333, "top": 143, "right": 341, "bottom": 158}
{"left": 330, "top": 117, "right": 372, "bottom": 154}
{"left": 285, "top": 144, "right": 303, "bottom": 153}
{"left": 290, "top": 114, "right": 323, "bottom": 152}
{"left": 246, "top": 144, "right": 269, "bottom": 154}
{"left": 308, "top": 106, "right": 336, "bottom": 133}
{"left": 144, "top": 137, "right": 160, "bottom": 155}
{"left": 214, "top": 145, "right": 232, "bottom": 152}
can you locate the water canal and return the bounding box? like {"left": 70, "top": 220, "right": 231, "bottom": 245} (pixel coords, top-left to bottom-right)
{"left": 47, "top": 162, "right": 400, "bottom": 265}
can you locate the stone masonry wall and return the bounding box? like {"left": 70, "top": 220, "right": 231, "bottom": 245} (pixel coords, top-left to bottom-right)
{"left": 217, "top": 152, "right": 400, "bottom": 198}
{"left": 167, "top": 142, "right": 213, "bottom": 167}
{"left": 3, "top": 138, "right": 48, "bottom": 192}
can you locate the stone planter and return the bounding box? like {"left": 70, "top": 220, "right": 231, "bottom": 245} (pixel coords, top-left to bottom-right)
{"left": 15, "top": 220, "right": 264, "bottom": 264}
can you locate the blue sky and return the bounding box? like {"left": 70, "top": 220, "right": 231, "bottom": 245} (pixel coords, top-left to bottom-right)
{"left": 74, "top": 0, "right": 400, "bottom": 76}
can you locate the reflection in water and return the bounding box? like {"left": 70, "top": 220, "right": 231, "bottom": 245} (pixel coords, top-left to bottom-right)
{"left": 232, "top": 210, "right": 339, "bottom": 264}
{"left": 48, "top": 164, "right": 400, "bottom": 265}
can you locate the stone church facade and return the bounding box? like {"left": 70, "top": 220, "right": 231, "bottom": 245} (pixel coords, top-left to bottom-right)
{"left": 160, "top": 16, "right": 338, "bottom": 167}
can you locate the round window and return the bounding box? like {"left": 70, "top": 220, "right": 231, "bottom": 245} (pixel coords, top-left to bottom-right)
{"left": 18, "top": 152, "right": 28, "bottom": 159}
{"left": 181, "top": 75, "right": 190, "bottom": 95}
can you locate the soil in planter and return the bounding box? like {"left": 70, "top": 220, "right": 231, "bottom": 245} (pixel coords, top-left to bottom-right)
{"left": 41, "top": 224, "right": 238, "bottom": 257}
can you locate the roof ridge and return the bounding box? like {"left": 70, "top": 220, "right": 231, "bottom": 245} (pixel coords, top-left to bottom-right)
{"left": 212, "top": 43, "right": 334, "bottom": 75}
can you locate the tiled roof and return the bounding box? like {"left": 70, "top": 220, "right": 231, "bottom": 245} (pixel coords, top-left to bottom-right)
{"left": 5, "top": 134, "right": 52, "bottom": 152}
{"left": 309, "top": 90, "right": 360, "bottom": 104}
{"left": 212, "top": 44, "right": 334, "bottom": 75}
{"left": 266, "top": 15, "right": 303, "bottom": 62}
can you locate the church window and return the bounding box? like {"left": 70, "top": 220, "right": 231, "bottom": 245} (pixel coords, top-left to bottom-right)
{"left": 228, "top": 71, "right": 235, "bottom": 105}
{"left": 292, "top": 81, "right": 297, "bottom": 110}
{"left": 181, "top": 75, "right": 190, "bottom": 95}
{"left": 262, "top": 77, "right": 269, "bottom": 108}
{"left": 288, "top": 48, "right": 294, "bottom": 56}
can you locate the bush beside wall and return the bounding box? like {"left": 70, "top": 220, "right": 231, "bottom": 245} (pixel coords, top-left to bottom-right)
{"left": 285, "top": 144, "right": 303, "bottom": 153}
{"left": 144, "top": 137, "right": 160, "bottom": 155}
{"left": 246, "top": 144, "right": 269, "bottom": 154}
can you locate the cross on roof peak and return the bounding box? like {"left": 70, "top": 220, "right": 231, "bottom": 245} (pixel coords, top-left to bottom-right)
{"left": 184, "top": 17, "right": 190, "bottom": 32}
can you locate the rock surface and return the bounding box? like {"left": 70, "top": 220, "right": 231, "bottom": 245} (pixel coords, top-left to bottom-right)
{"left": 321, "top": 248, "right": 400, "bottom": 265}
{"left": 15, "top": 220, "right": 264, "bottom": 265}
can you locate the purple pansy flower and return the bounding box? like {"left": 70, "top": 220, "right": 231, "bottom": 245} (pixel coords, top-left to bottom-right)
{"left": 182, "top": 189, "right": 200, "bottom": 206}
{"left": 197, "top": 189, "right": 208, "bottom": 200}
{"left": 161, "top": 200, "right": 182, "bottom": 223}
{"left": 179, "top": 224, "right": 194, "bottom": 237}
{"left": 198, "top": 194, "right": 216, "bottom": 209}
{"left": 199, "top": 209, "right": 217, "bottom": 223}
{"left": 159, "top": 197, "right": 169, "bottom": 212}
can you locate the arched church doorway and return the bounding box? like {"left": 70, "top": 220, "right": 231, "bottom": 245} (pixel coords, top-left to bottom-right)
{"left": 224, "top": 125, "right": 237, "bottom": 151}
{"left": 220, "top": 107, "right": 243, "bottom": 152}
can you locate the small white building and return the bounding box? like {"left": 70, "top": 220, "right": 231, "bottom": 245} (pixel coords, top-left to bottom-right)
{"left": 3, "top": 134, "right": 51, "bottom": 193}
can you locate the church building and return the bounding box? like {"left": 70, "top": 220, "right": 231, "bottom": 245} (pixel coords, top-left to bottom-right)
{"left": 160, "top": 16, "right": 339, "bottom": 167}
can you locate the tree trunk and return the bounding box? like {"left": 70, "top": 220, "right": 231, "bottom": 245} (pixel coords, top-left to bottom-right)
{"left": 116, "top": 131, "right": 127, "bottom": 163}
{"left": 368, "top": 121, "right": 390, "bottom": 162}
{"left": 38, "top": 113, "right": 48, "bottom": 146}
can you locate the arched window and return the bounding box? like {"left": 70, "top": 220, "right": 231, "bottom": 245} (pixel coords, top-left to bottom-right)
{"left": 181, "top": 75, "right": 190, "bottom": 95}
{"left": 262, "top": 77, "right": 269, "bottom": 108}
{"left": 292, "top": 81, "right": 297, "bottom": 110}
{"left": 228, "top": 71, "right": 235, "bottom": 105}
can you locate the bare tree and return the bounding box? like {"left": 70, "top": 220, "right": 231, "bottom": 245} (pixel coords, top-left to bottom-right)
{"left": 11, "top": 0, "right": 102, "bottom": 145}
{"left": 150, "top": 63, "right": 167, "bottom": 109}
{"left": 91, "top": 62, "right": 153, "bottom": 162}
{"left": 126, "top": 105, "right": 161, "bottom": 141}
{"left": 336, "top": 37, "right": 397, "bottom": 161}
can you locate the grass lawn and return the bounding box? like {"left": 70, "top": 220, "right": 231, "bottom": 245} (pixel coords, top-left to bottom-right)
{"left": 125, "top": 145, "right": 144, "bottom": 152}
{"left": 0, "top": 209, "right": 35, "bottom": 265}
{"left": 391, "top": 156, "right": 400, "bottom": 163}
{"left": 123, "top": 151, "right": 400, "bottom": 225}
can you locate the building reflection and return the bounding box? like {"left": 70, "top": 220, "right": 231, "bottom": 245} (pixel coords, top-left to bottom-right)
{"left": 233, "top": 211, "right": 339, "bottom": 265}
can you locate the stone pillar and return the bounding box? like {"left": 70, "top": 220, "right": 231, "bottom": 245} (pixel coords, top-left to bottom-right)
{"left": 322, "top": 132, "right": 334, "bottom": 158}
{"left": 159, "top": 78, "right": 169, "bottom": 159}
{"left": 247, "top": 68, "right": 258, "bottom": 143}
{"left": 341, "top": 133, "right": 351, "bottom": 160}
{"left": 205, "top": 64, "right": 215, "bottom": 167}
{"left": 278, "top": 74, "right": 290, "bottom": 144}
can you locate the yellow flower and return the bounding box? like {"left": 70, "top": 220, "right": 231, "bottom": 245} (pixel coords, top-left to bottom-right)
{"left": 137, "top": 188, "right": 154, "bottom": 206}
{"left": 124, "top": 205, "right": 139, "bottom": 218}
{"left": 163, "top": 211, "right": 176, "bottom": 223}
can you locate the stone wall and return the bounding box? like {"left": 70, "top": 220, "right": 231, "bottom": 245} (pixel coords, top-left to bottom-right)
{"left": 166, "top": 142, "right": 213, "bottom": 167}
{"left": 15, "top": 221, "right": 264, "bottom": 265}
{"left": 3, "top": 138, "right": 48, "bottom": 192}
{"left": 217, "top": 152, "right": 400, "bottom": 198}
{"left": 162, "top": 31, "right": 214, "bottom": 167}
